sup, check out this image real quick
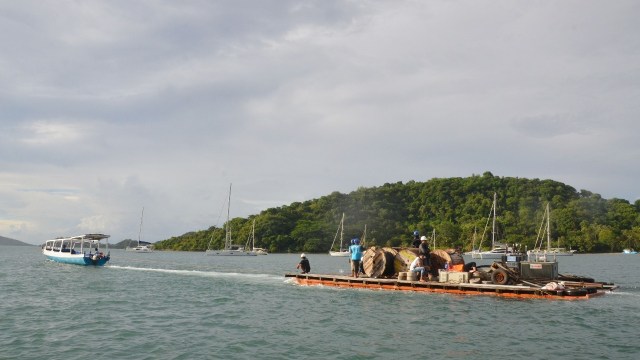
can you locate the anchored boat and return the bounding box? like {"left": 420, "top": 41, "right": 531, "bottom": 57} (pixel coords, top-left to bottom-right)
{"left": 42, "top": 234, "right": 111, "bottom": 266}
{"left": 329, "top": 213, "right": 349, "bottom": 257}
{"left": 126, "top": 207, "right": 153, "bottom": 253}
{"left": 206, "top": 184, "right": 257, "bottom": 256}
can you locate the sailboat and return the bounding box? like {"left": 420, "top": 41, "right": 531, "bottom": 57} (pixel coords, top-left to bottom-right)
{"left": 206, "top": 184, "right": 257, "bottom": 256}
{"left": 527, "top": 203, "right": 575, "bottom": 260}
{"left": 249, "top": 219, "right": 268, "bottom": 255}
{"left": 329, "top": 213, "right": 349, "bottom": 257}
{"left": 469, "top": 193, "right": 516, "bottom": 259}
{"left": 126, "top": 207, "right": 153, "bottom": 252}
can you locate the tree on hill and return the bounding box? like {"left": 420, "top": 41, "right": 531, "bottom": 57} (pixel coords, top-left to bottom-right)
{"left": 152, "top": 173, "right": 640, "bottom": 253}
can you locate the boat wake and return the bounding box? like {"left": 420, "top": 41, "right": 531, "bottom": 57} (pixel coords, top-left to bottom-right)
{"left": 108, "top": 265, "right": 283, "bottom": 282}
{"left": 607, "top": 290, "right": 640, "bottom": 297}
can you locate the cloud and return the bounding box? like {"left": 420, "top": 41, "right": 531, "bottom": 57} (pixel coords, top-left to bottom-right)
{"left": 1, "top": 0, "right": 639, "bottom": 244}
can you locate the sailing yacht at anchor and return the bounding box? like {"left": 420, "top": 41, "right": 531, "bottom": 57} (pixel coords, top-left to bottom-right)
{"left": 126, "top": 207, "right": 153, "bottom": 253}
{"left": 329, "top": 213, "right": 349, "bottom": 257}
{"left": 467, "top": 193, "right": 518, "bottom": 259}
{"left": 206, "top": 184, "right": 257, "bottom": 256}
{"left": 527, "top": 203, "right": 576, "bottom": 260}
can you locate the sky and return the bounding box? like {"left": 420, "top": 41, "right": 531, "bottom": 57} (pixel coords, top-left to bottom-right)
{"left": 1, "top": 0, "right": 639, "bottom": 245}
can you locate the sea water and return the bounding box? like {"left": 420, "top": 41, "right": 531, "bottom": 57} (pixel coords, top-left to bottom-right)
{"left": 1, "top": 247, "right": 639, "bottom": 360}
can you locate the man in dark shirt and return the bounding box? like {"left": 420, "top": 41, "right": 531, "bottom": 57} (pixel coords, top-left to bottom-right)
{"left": 296, "top": 253, "right": 311, "bottom": 274}
{"left": 419, "top": 236, "right": 433, "bottom": 280}
{"left": 411, "top": 230, "right": 421, "bottom": 248}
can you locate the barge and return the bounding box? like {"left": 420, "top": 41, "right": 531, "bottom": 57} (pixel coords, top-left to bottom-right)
{"left": 285, "top": 272, "right": 614, "bottom": 300}
{"left": 285, "top": 246, "right": 617, "bottom": 300}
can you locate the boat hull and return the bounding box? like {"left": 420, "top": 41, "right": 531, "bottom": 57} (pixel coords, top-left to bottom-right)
{"left": 469, "top": 251, "right": 513, "bottom": 259}
{"left": 285, "top": 273, "right": 610, "bottom": 300}
{"left": 329, "top": 251, "right": 349, "bottom": 257}
{"left": 43, "top": 252, "right": 110, "bottom": 266}
{"left": 126, "top": 246, "right": 153, "bottom": 253}
{"left": 528, "top": 250, "right": 575, "bottom": 257}
{"left": 205, "top": 250, "right": 257, "bottom": 256}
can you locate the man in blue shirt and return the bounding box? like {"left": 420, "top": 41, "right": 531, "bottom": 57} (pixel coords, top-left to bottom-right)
{"left": 349, "top": 238, "right": 364, "bottom": 278}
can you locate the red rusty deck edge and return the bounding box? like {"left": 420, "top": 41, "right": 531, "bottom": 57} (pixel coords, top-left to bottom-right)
{"left": 285, "top": 274, "right": 606, "bottom": 300}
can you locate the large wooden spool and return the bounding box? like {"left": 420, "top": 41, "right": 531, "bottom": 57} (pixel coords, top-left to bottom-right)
{"left": 395, "top": 248, "right": 418, "bottom": 273}
{"left": 362, "top": 246, "right": 396, "bottom": 278}
{"left": 363, "top": 247, "right": 466, "bottom": 278}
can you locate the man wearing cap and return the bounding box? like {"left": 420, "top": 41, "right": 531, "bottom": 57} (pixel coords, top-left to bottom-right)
{"left": 411, "top": 230, "right": 421, "bottom": 248}
{"left": 419, "top": 236, "right": 433, "bottom": 280}
{"left": 349, "top": 238, "right": 364, "bottom": 278}
{"left": 296, "top": 253, "right": 311, "bottom": 274}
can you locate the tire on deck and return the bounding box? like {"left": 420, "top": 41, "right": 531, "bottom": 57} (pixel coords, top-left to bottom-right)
{"left": 563, "top": 288, "right": 588, "bottom": 297}
{"left": 491, "top": 268, "right": 510, "bottom": 285}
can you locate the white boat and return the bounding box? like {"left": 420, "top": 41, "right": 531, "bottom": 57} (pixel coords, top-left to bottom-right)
{"left": 42, "top": 234, "right": 111, "bottom": 266}
{"left": 253, "top": 248, "right": 268, "bottom": 255}
{"left": 527, "top": 203, "right": 576, "bottom": 260}
{"left": 623, "top": 248, "right": 638, "bottom": 254}
{"left": 329, "top": 213, "right": 349, "bottom": 257}
{"left": 469, "top": 193, "right": 519, "bottom": 259}
{"left": 126, "top": 207, "right": 153, "bottom": 253}
{"left": 206, "top": 184, "right": 257, "bottom": 256}
{"left": 544, "top": 247, "right": 577, "bottom": 256}
{"left": 249, "top": 219, "right": 268, "bottom": 255}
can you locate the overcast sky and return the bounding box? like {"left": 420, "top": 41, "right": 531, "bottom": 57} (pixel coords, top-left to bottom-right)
{"left": 1, "top": 1, "right": 639, "bottom": 245}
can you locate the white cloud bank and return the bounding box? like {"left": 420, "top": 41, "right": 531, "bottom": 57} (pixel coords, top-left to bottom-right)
{"left": 1, "top": 0, "right": 639, "bottom": 244}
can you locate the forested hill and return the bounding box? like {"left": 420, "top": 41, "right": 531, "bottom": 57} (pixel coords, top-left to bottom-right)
{"left": 153, "top": 172, "right": 640, "bottom": 253}
{"left": 0, "top": 236, "right": 33, "bottom": 246}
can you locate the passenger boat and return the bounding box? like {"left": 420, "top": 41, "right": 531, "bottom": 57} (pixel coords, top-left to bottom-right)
{"left": 286, "top": 246, "right": 616, "bottom": 300}
{"left": 42, "top": 234, "right": 111, "bottom": 266}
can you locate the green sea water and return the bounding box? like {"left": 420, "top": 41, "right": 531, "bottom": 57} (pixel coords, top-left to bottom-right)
{"left": 1, "top": 247, "right": 639, "bottom": 360}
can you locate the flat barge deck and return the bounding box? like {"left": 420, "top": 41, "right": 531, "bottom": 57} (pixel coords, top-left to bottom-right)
{"left": 285, "top": 273, "right": 615, "bottom": 300}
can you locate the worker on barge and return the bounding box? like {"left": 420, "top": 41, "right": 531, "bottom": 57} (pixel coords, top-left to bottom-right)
{"left": 349, "top": 238, "right": 364, "bottom": 278}
{"left": 297, "top": 253, "right": 311, "bottom": 274}
{"left": 411, "top": 230, "right": 421, "bottom": 248}
{"left": 418, "top": 236, "right": 434, "bottom": 280}
{"left": 409, "top": 255, "right": 428, "bottom": 282}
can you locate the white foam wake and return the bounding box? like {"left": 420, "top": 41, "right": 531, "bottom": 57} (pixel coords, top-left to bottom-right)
{"left": 107, "top": 265, "right": 283, "bottom": 282}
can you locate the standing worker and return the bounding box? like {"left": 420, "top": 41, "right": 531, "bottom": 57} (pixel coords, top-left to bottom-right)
{"left": 349, "top": 238, "right": 364, "bottom": 278}
{"left": 296, "top": 253, "right": 311, "bottom": 274}
{"left": 419, "top": 236, "right": 433, "bottom": 280}
{"left": 411, "top": 230, "right": 421, "bottom": 248}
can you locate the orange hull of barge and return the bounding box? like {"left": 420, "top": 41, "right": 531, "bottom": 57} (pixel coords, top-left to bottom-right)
{"left": 285, "top": 273, "right": 607, "bottom": 300}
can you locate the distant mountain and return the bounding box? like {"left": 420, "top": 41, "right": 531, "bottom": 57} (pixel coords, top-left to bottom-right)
{"left": 111, "top": 239, "right": 154, "bottom": 249}
{"left": 0, "top": 236, "right": 33, "bottom": 246}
